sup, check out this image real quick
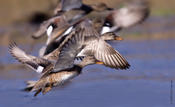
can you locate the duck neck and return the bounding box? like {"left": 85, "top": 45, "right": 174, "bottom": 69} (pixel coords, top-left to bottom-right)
{"left": 76, "top": 63, "right": 86, "bottom": 68}
{"left": 76, "top": 61, "right": 92, "bottom": 68}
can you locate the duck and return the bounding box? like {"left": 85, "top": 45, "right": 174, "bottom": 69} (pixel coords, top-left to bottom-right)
{"left": 101, "top": 0, "right": 150, "bottom": 34}
{"left": 24, "top": 56, "right": 103, "bottom": 96}
{"left": 32, "top": 0, "right": 113, "bottom": 39}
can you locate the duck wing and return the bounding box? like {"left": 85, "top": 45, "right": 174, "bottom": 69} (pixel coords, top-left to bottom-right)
{"left": 53, "top": 28, "right": 85, "bottom": 72}
{"left": 74, "top": 19, "right": 130, "bottom": 69}
{"left": 9, "top": 43, "right": 52, "bottom": 73}
{"left": 86, "top": 39, "right": 130, "bottom": 69}
{"left": 40, "top": 27, "right": 85, "bottom": 76}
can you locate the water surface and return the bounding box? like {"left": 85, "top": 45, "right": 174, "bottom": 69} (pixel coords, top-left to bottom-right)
{"left": 0, "top": 39, "right": 175, "bottom": 107}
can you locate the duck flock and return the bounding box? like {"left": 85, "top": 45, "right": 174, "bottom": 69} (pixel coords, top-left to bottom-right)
{"left": 9, "top": 0, "right": 149, "bottom": 96}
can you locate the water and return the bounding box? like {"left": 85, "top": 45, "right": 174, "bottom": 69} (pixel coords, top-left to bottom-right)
{"left": 0, "top": 39, "right": 175, "bottom": 107}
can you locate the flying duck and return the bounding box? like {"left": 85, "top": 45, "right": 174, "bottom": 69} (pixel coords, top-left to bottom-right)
{"left": 24, "top": 56, "right": 103, "bottom": 96}
{"left": 101, "top": 0, "right": 150, "bottom": 34}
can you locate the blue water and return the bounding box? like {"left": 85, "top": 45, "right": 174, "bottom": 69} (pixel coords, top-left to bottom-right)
{"left": 0, "top": 39, "right": 175, "bottom": 107}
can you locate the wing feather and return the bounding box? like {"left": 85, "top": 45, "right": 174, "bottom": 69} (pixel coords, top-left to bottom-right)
{"left": 88, "top": 39, "right": 130, "bottom": 69}
{"left": 9, "top": 42, "right": 51, "bottom": 72}
{"left": 54, "top": 29, "right": 84, "bottom": 71}
{"left": 73, "top": 19, "right": 130, "bottom": 69}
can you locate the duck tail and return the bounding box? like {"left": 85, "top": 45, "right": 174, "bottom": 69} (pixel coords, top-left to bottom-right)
{"left": 23, "top": 80, "right": 37, "bottom": 91}
{"left": 24, "top": 80, "right": 49, "bottom": 96}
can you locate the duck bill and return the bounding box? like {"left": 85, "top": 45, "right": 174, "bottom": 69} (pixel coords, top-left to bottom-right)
{"left": 96, "top": 61, "right": 104, "bottom": 64}
{"left": 115, "top": 36, "right": 123, "bottom": 41}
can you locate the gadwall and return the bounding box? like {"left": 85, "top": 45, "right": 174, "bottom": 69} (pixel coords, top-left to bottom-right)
{"left": 24, "top": 56, "right": 103, "bottom": 96}
{"left": 101, "top": 0, "right": 150, "bottom": 34}
{"left": 32, "top": 0, "right": 113, "bottom": 39}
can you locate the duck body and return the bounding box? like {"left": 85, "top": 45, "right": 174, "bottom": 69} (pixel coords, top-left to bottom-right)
{"left": 24, "top": 56, "right": 97, "bottom": 96}
{"left": 29, "top": 66, "right": 81, "bottom": 96}
{"left": 101, "top": 0, "right": 150, "bottom": 33}
{"left": 111, "top": 5, "right": 149, "bottom": 28}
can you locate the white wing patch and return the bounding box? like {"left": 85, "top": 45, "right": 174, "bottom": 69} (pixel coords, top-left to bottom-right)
{"left": 101, "top": 26, "right": 111, "bottom": 34}
{"left": 36, "top": 66, "right": 44, "bottom": 73}
{"left": 47, "top": 25, "right": 53, "bottom": 36}
{"left": 63, "top": 26, "right": 73, "bottom": 36}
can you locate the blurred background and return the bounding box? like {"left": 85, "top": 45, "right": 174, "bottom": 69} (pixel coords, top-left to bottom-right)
{"left": 0, "top": 0, "right": 175, "bottom": 106}
{"left": 0, "top": 0, "right": 175, "bottom": 44}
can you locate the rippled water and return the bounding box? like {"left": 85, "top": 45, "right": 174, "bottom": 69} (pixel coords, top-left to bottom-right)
{"left": 0, "top": 39, "right": 175, "bottom": 107}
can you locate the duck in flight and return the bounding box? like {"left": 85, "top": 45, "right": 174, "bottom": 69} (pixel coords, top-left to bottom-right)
{"left": 32, "top": 0, "right": 113, "bottom": 39}
{"left": 24, "top": 56, "right": 104, "bottom": 96}
{"left": 101, "top": 0, "right": 150, "bottom": 34}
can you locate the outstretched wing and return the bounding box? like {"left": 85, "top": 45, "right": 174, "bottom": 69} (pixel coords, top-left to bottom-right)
{"left": 9, "top": 42, "right": 52, "bottom": 73}
{"left": 86, "top": 39, "right": 130, "bottom": 69}
{"left": 53, "top": 28, "right": 85, "bottom": 72}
